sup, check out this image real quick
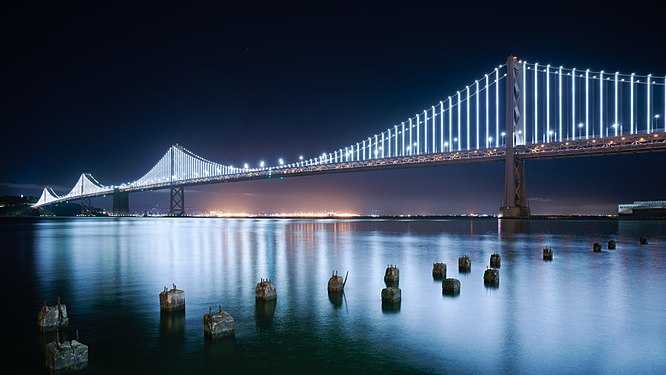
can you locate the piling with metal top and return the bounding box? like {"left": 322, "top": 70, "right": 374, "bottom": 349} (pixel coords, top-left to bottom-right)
{"left": 458, "top": 255, "right": 471, "bottom": 273}
{"left": 484, "top": 268, "right": 500, "bottom": 286}
{"left": 608, "top": 240, "right": 616, "bottom": 250}
{"left": 327, "top": 270, "right": 348, "bottom": 292}
{"left": 543, "top": 246, "right": 553, "bottom": 261}
{"left": 160, "top": 284, "right": 185, "bottom": 312}
{"left": 593, "top": 243, "right": 601, "bottom": 252}
{"left": 255, "top": 278, "right": 277, "bottom": 301}
{"left": 490, "top": 253, "right": 501, "bottom": 268}
{"left": 204, "top": 305, "right": 235, "bottom": 339}
{"left": 432, "top": 262, "right": 447, "bottom": 279}
{"left": 442, "top": 278, "right": 461, "bottom": 295}
{"left": 640, "top": 237, "right": 648, "bottom": 245}
{"left": 384, "top": 265, "right": 399, "bottom": 286}
{"left": 45, "top": 331, "right": 88, "bottom": 372}
{"left": 37, "top": 296, "right": 69, "bottom": 332}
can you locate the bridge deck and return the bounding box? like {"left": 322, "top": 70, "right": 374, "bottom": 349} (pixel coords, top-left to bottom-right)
{"left": 37, "top": 132, "right": 666, "bottom": 207}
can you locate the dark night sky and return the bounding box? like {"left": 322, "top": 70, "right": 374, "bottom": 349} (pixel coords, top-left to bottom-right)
{"left": 3, "top": 1, "right": 665, "bottom": 215}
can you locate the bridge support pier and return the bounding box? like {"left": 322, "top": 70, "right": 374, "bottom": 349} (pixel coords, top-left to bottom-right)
{"left": 500, "top": 55, "right": 530, "bottom": 218}
{"left": 169, "top": 187, "right": 185, "bottom": 216}
{"left": 80, "top": 197, "right": 93, "bottom": 216}
{"left": 501, "top": 156, "right": 530, "bottom": 217}
{"left": 113, "top": 190, "right": 130, "bottom": 216}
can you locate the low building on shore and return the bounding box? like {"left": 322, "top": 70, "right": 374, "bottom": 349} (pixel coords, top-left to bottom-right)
{"left": 618, "top": 200, "right": 666, "bottom": 218}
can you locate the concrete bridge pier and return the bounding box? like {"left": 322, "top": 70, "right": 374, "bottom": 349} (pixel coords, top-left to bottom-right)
{"left": 112, "top": 190, "right": 129, "bottom": 216}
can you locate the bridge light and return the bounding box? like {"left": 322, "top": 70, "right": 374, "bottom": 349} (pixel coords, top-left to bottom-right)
{"left": 278, "top": 158, "right": 284, "bottom": 165}
{"left": 260, "top": 161, "right": 265, "bottom": 168}
{"left": 299, "top": 155, "right": 304, "bottom": 160}
{"left": 243, "top": 163, "right": 249, "bottom": 169}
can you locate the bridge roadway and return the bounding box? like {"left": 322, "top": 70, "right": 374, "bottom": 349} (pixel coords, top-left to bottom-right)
{"left": 56, "top": 131, "right": 665, "bottom": 205}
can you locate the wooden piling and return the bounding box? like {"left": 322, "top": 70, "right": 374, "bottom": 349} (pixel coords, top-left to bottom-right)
{"left": 490, "top": 253, "right": 501, "bottom": 268}
{"left": 159, "top": 284, "right": 185, "bottom": 312}
{"left": 442, "top": 278, "right": 461, "bottom": 295}
{"left": 203, "top": 306, "right": 235, "bottom": 339}
{"left": 458, "top": 256, "right": 471, "bottom": 273}
{"left": 432, "top": 262, "right": 447, "bottom": 279}
{"left": 484, "top": 268, "right": 500, "bottom": 286}
{"left": 255, "top": 278, "right": 277, "bottom": 301}
{"left": 384, "top": 265, "right": 400, "bottom": 286}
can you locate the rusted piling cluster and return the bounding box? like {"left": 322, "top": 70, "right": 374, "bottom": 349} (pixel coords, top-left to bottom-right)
{"left": 45, "top": 331, "right": 88, "bottom": 372}
{"left": 203, "top": 305, "right": 235, "bottom": 339}
{"left": 593, "top": 242, "right": 602, "bottom": 252}
{"left": 608, "top": 240, "right": 616, "bottom": 250}
{"left": 458, "top": 255, "right": 471, "bottom": 272}
{"left": 160, "top": 284, "right": 185, "bottom": 312}
{"left": 37, "top": 296, "right": 69, "bottom": 332}
{"left": 489, "top": 254, "right": 501, "bottom": 268}
{"left": 543, "top": 246, "right": 553, "bottom": 261}
{"left": 37, "top": 298, "right": 88, "bottom": 372}
{"left": 255, "top": 278, "right": 277, "bottom": 301}
{"left": 432, "top": 262, "right": 447, "bottom": 279}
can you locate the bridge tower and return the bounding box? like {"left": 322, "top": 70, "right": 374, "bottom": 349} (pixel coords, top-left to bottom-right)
{"left": 501, "top": 55, "right": 531, "bottom": 218}
{"left": 113, "top": 189, "right": 130, "bottom": 216}
{"left": 169, "top": 145, "right": 185, "bottom": 216}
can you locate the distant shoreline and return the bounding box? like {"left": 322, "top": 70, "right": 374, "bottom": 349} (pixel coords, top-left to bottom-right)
{"left": 3, "top": 214, "right": 664, "bottom": 221}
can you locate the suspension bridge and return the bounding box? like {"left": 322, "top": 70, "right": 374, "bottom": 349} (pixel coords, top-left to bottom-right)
{"left": 33, "top": 56, "right": 666, "bottom": 217}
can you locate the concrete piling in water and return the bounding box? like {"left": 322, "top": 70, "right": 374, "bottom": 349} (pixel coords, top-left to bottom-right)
{"left": 490, "top": 253, "right": 501, "bottom": 268}
{"left": 384, "top": 265, "right": 399, "bottom": 286}
{"left": 45, "top": 331, "right": 88, "bottom": 372}
{"left": 640, "top": 237, "right": 648, "bottom": 245}
{"left": 442, "top": 278, "right": 461, "bottom": 295}
{"left": 327, "top": 270, "right": 348, "bottom": 292}
{"left": 593, "top": 243, "right": 602, "bottom": 252}
{"left": 37, "top": 296, "right": 69, "bottom": 332}
{"left": 204, "top": 305, "right": 235, "bottom": 339}
{"left": 543, "top": 246, "right": 553, "bottom": 261}
{"left": 432, "top": 262, "right": 447, "bottom": 280}
{"left": 608, "top": 240, "right": 616, "bottom": 250}
{"left": 484, "top": 268, "right": 500, "bottom": 287}
{"left": 160, "top": 284, "right": 185, "bottom": 312}
{"left": 381, "top": 286, "right": 401, "bottom": 303}
{"left": 458, "top": 256, "right": 471, "bottom": 273}
{"left": 255, "top": 278, "right": 277, "bottom": 301}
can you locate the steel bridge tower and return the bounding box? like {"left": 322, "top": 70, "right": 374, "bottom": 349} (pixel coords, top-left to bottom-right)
{"left": 501, "top": 55, "right": 530, "bottom": 217}
{"left": 169, "top": 145, "right": 185, "bottom": 216}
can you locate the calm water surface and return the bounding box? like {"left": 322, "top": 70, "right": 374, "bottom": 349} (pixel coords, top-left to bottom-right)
{"left": 3, "top": 218, "right": 666, "bottom": 374}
